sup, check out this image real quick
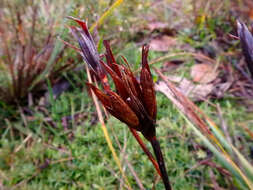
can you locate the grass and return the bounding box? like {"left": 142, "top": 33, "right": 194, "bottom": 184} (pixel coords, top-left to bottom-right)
{"left": 0, "top": 0, "right": 253, "bottom": 189}
{"left": 0, "top": 95, "right": 199, "bottom": 189}
{"left": 0, "top": 85, "right": 251, "bottom": 189}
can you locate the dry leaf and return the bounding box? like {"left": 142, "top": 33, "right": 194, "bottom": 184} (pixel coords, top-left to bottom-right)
{"left": 156, "top": 75, "right": 214, "bottom": 101}
{"left": 191, "top": 63, "right": 218, "bottom": 84}
{"left": 178, "top": 78, "right": 213, "bottom": 100}
{"left": 147, "top": 21, "right": 168, "bottom": 31}
{"left": 149, "top": 36, "right": 177, "bottom": 52}
{"left": 213, "top": 82, "right": 232, "bottom": 98}
{"left": 155, "top": 81, "right": 184, "bottom": 110}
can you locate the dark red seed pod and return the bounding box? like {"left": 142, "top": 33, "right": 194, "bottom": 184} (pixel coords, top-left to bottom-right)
{"left": 86, "top": 83, "right": 140, "bottom": 130}
{"left": 140, "top": 45, "right": 157, "bottom": 120}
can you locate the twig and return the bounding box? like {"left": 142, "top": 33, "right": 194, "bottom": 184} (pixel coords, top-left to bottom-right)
{"left": 134, "top": 51, "right": 216, "bottom": 74}
{"left": 184, "top": 157, "right": 212, "bottom": 175}
{"left": 105, "top": 164, "right": 129, "bottom": 190}
{"left": 209, "top": 169, "right": 222, "bottom": 190}
{"left": 110, "top": 126, "right": 145, "bottom": 190}
{"left": 151, "top": 174, "right": 161, "bottom": 190}
{"left": 237, "top": 124, "right": 253, "bottom": 139}
{"left": 234, "top": 64, "right": 253, "bottom": 85}
{"left": 58, "top": 37, "right": 82, "bottom": 53}
{"left": 216, "top": 104, "right": 232, "bottom": 145}
{"left": 14, "top": 133, "right": 32, "bottom": 153}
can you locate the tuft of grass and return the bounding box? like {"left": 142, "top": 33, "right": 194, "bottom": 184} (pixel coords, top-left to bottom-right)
{"left": 0, "top": 1, "right": 76, "bottom": 104}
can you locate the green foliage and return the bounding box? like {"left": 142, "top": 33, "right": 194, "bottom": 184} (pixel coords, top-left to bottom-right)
{"left": 0, "top": 0, "right": 252, "bottom": 189}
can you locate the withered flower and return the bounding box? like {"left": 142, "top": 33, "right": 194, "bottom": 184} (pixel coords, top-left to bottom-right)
{"left": 237, "top": 20, "right": 253, "bottom": 77}
{"left": 88, "top": 43, "right": 171, "bottom": 190}
{"left": 88, "top": 43, "right": 157, "bottom": 140}
{"left": 68, "top": 17, "right": 171, "bottom": 190}
{"left": 67, "top": 16, "right": 106, "bottom": 81}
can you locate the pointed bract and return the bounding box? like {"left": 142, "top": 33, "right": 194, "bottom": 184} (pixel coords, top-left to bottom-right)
{"left": 68, "top": 16, "right": 91, "bottom": 39}
{"left": 140, "top": 45, "right": 157, "bottom": 120}
{"left": 68, "top": 17, "right": 105, "bottom": 79}
{"left": 100, "top": 60, "right": 129, "bottom": 100}
{"left": 103, "top": 40, "right": 122, "bottom": 77}
{"left": 121, "top": 56, "right": 142, "bottom": 98}
{"left": 86, "top": 83, "right": 140, "bottom": 130}
{"left": 99, "top": 41, "right": 157, "bottom": 138}
{"left": 237, "top": 20, "right": 253, "bottom": 77}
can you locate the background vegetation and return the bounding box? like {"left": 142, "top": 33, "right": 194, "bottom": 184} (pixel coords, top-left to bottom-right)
{"left": 0, "top": 0, "right": 252, "bottom": 189}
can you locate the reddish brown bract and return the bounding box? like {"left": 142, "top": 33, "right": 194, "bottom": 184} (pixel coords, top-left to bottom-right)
{"left": 68, "top": 17, "right": 157, "bottom": 139}
{"left": 88, "top": 42, "right": 157, "bottom": 140}
{"left": 140, "top": 46, "right": 157, "bottom": 120}
{"left": 68, "top": 16, "right": 105, "bottom": 79}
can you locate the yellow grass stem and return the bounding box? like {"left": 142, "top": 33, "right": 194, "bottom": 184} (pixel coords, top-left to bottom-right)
{"left": 85, "top": 65, "right": 132, "bottom": 190}
{"left": 90, "top": 0, "right": 124, "bottom": 32}
{"left": 186, "top": 104, "right": 253, "bottom": 188}
{"left": 180, "top": 110, "right": 253, "bottom": 189}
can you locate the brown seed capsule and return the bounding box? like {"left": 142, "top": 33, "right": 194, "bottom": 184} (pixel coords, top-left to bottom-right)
{"left": 140, "top": 45, "right": 157, "bottom": 120}
{"left": 86, "top": 83, "right": 140, "bottom": 130}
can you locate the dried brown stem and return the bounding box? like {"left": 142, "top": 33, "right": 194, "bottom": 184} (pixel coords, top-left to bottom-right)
{"left": 150, "top": 137, "right": 172, "bottom": 190}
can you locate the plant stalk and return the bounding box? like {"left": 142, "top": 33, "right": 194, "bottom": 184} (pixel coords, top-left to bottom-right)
{"left": 150, "top": 137, "right": 172, "bottom": 190}
{"left": 129, "top": 128, "right": 161, "bottom": 177}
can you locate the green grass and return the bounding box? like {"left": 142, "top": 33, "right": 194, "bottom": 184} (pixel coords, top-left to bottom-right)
{"left": 0, "top": 83, "right": 251, "bottom": 189}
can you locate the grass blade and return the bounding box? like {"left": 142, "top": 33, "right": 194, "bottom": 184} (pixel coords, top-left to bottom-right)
{"left": 154, "top": 68, "right": 253, "bottom": 189}
{"left": 179, "top": 110, "right": 252, "bottom": 189}
{"left": 89, "top": 0, "right": 124, "bottom": 32}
